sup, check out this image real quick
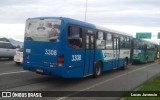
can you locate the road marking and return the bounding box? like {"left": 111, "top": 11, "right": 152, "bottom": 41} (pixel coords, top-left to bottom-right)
{"left": 0, "top": 71, "right": 28, "bottom": 76}
{"left": 56, "top": 63, "right": 157, "bottom": 100}
{"left": 4, "top": 62, "right": 15, "bottom": 64}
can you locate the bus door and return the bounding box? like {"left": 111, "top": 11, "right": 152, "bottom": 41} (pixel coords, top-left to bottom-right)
{"left": 113, "top": 38, "right": 120, "bottom": 68}
{"left": 84, "top": 33, "right": 95, "bottom": 76}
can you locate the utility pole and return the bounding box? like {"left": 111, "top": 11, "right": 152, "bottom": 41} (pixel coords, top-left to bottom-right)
{"left": 159, "top": 40, "right": 160, "bottom": 64}
{"left": 85, "top": 0, "right": 88, "bottom": 22}
{"left": 158, "top": 32, "right": 160, "bottom": 64}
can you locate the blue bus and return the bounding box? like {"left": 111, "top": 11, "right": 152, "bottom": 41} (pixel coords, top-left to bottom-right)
{"left": 23, "top": 17, "right": 133, "bottom": 78}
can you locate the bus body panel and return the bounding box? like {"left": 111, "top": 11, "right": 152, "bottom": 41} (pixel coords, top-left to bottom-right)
{"left": 64, "top": 47, "right": 84, "bottom": 78}
{"left": 23, "top": 42, "right": 61, "bottom": 66}
{"left": 23, "top": 41, "right": 66, "bottom": 77}
{"left": 100, "top": 49, "right": 130, "bottom": 71}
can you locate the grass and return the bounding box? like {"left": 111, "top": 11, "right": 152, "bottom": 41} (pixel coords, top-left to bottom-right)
{"left": 124, "top": 74, "right": 160, "bottom": 100}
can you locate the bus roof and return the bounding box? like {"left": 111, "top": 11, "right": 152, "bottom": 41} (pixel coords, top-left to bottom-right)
{"left": 96, "top": 26, "right": 133, "bottom": 37}
{"left": 142, "top": 39, "right": 158, "bottom": 45}
{"left": 134, "top": 38, "right": 158, "bottom": 45}
{"left": 27, "top": 17, "right": 133, "bottom": 37}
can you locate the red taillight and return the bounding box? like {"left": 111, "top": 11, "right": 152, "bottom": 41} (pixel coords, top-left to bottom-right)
{"left": 58, "top": 56, "right": 64, "bottom": 66}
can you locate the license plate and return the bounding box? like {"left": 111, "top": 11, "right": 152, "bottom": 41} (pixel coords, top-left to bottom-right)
{"left": 36, "top": 69, "right": 43, "bottom": 73}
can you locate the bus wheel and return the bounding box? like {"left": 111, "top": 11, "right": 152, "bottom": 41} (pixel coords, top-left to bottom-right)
{"left": 94, "top": 62, "right": 102, "bottom": 78}
{"left": 15, "top": 62, "right": 21, "bottom": 65}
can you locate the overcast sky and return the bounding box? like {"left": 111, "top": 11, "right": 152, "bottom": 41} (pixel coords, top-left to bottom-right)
{"left": 0, "top": 0, "right": 160, "bottom": 43}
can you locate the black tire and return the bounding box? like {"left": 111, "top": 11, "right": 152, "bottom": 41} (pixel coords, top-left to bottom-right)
{"left": 93, "top": 62, "right": 102, "bottom": 78}
{"left": 131, "top": 62, "right": 134, "bottom": 65}
{"left": 15, "top": 62, "right": 21, "bottom": 65}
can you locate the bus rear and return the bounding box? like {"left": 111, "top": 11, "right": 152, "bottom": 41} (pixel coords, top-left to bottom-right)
{"left": 23, "top": 17, "right": 65, "bottom": 77}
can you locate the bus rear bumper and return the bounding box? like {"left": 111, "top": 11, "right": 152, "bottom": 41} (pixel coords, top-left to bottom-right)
{"left": 23, "top": 64, "right": 84, "bottom": 78}
{"left": 23, "top": 64, "right": 64, "bottom": 77}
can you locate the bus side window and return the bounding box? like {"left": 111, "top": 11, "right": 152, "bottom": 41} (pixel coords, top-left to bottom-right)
{"left": 120, "top": 36, "right": 125, "bottom": 48}
{"left": 6, "top": 43, "right": 14, "bottom": 49}
{"left": 123, "top": 36, "right": 130, "bottom": 48}
{"left": 105, "top": 33, "right": 112, "bottom": 50}
{"left": 68, "top": 26, "right": 82, "bottom": 49}
{"left": 126, "top": 37, "right": 130, "bottom": 48}
{"left": 96, "top": 31, "right": 105, "bottom": 49}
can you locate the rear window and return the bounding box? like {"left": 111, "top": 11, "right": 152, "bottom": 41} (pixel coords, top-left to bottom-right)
{"left": 68, "top": 26, "right": 82, "bottom": 49}
{"left": 25, "top": 18, "right": 61, "bottom": 42}
{"left": 5, "top": 43, "right": 14, "bottom": 49}
{"left": 0, "top": 43, "right": 5, "bottom": 48}
{"left": 0, "top": 42, "right": 14, "bottom": 49}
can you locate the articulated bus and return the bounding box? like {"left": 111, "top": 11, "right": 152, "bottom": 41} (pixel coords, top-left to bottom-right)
{"left": 132, "top": 39, "right": 158, "bottom": 63}
{"left": 23, "top": 17, "right": 133, "bottom": 78}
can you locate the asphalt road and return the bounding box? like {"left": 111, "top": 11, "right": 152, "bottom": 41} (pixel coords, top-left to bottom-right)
{"left": 0, "top": 58, "right": 160, "bottom": 100}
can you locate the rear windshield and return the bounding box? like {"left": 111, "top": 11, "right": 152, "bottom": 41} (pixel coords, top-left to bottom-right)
{"left": 25, "top": 18, "right": 61, "bottom": 42}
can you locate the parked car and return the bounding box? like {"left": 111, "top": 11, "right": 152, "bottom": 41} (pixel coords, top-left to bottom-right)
{"left": 0, "top": 41, "right": 16, "bottom": 59}
{"left": 14, "top": 48, "right": 23, "bottom": 65}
